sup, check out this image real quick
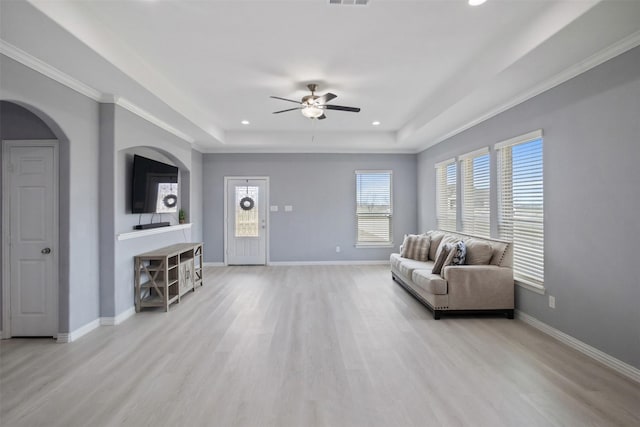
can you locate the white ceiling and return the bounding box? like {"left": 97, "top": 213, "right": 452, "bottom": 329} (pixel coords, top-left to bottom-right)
{"left": 2, "top": 0, "right": 640, "bottom": 153}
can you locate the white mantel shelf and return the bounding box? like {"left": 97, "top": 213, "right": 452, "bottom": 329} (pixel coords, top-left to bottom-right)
{"left": 117, "top": 223, "right": 192, "bottom": 241}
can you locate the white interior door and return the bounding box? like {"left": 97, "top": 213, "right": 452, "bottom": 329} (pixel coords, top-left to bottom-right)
{"left": 3, "top": 142, "right": 58, "bottom": 337}
{"left": 226, "top": 178, "right": 267, "bottom": 265}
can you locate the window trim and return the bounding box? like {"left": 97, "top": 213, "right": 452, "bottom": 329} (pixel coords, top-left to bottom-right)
{"left": 355, "top": 169, "right": 393, "bottom": 247}
{"left": 434, "top": 158, "right": 457, "bottom": 232}
{"left": 495, "top": 129, "right": 544, "bottom": 291}
{"left": 460, "top": 147, "right": 490, "bottom": 238}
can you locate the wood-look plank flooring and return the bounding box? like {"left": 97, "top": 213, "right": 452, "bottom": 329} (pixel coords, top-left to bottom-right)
{"left": 1, "top": 265, "right": 639, "bottom": 426}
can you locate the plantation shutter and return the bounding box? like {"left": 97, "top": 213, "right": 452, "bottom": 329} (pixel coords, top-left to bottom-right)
{"left": 435, "top": 159, "right": 456, "bottom": 231}
{"left": 356, "top": 171, "right": 392, "bottom": 245}
{"left": 496, "top": 130, "right": 544, "bottom": 286}
{"left": 460, "top": 148, "right": 490, "bottom": 237}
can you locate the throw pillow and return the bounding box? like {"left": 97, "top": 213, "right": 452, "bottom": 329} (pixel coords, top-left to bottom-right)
{"left": 400, "top": 234, "right": 430, "bottom": 261}
{"left": 434, "top": 235, "right": 459, "bottom": 263}
{"left": 451, "top": 240, "right": 466, "bottom": 265}
{"left": 431, "top": 243, "right": 452, "bottom": 275}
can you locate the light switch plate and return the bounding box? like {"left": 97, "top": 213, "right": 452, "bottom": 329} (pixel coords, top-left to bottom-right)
{"left": 284, "top": 205, "right": 293, "bottom": 212}
{"left": 270, "top": 205, "right": 278, "bottom": 212}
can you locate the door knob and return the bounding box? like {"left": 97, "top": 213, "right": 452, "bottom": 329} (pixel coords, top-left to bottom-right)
{"left": 41, "top": 247, "right": 51, "bottom": 254}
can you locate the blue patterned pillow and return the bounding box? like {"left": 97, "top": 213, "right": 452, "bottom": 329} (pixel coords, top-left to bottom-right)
{"left": 451, "top": 241, "right": 466, "bottom": 265}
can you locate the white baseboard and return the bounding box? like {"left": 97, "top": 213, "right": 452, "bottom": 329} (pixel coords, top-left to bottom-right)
{"left": 100, "top": 307, "right": 135, "bottom": 326}
{"left": 203, "top": 262, "right": 225, "bottom": 267}
{"left": 205, "top": 260, "right": 390, "bottom": 267}
{"left": 516, "top": 310, "right": 640, "bottom": 384}
{"left": 57, "top": 318, "right": 101, "bottom": 343}
{"left": 56, "top": 307, "right": 136, "bottom": 343}
{"left": 268, "top": 260, "right": 390, "bottom": 266}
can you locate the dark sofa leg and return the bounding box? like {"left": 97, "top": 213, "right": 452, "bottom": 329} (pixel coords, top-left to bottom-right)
{"left": 506, "top": 309, "right": 514, "bottom": 319}
{"left": 433, "top": 310, "right": 441, "bottom": 320}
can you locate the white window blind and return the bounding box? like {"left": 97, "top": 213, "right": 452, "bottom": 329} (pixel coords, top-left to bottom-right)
{"left": 356, "top": 170, "right": 392, "bottom": 245}
{"left": 496, "top": 130, "right": 544, "bottom": 286}
{"left": 461, "top": 148, "right": 490, "bottom": 237}
{"left": 435, "top": 159, "right": 457, "bottom": 231}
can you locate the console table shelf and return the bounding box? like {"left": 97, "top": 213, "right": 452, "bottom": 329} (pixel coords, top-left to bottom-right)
{"left": 134, "top": 243, "right": 203, "bottom": 312}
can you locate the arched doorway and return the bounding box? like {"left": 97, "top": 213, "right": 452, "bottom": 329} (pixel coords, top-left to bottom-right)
{"left": 1, "top": 101, "right": 62, "bottom": 338}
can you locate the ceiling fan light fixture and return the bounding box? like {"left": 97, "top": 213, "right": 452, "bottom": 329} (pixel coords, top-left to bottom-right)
{"left": 301, "top": 105, "right": 324, "bottom": 119}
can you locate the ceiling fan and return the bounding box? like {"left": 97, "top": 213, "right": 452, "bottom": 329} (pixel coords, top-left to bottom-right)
{"left": 271, "top": 84, "right": 361, "bottom": 120}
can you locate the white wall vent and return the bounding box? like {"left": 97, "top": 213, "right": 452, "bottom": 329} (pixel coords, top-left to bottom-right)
{"left": 329, "top": 0, "right": 370, "bottom": 6}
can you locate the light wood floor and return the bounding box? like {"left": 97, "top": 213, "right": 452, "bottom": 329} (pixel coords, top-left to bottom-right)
{"left": 1, "top": 265, "right": 639, "bottom": 427}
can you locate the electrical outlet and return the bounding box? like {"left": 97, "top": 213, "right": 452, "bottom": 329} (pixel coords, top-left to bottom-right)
{"left": 549, "top": 295, "right": 556, "bottom": 309}
{"left": 336, "top": 246, "right": 341, "bottom": 253}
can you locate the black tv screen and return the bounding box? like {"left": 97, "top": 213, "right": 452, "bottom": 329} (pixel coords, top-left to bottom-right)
{"left": 131, "top": 155, "right": 179, "bottom": 214}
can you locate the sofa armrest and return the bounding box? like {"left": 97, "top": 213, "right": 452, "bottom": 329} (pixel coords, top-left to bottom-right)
{"left": 442, "top": 265, "right": 514, "bottom": 310}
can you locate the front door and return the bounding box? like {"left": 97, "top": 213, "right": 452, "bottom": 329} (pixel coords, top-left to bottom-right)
{"left": 225, "top": 178, "right": 267, "bottom": 265}
{"left": 3, "top": 141, "right": 58, "bottom": 337}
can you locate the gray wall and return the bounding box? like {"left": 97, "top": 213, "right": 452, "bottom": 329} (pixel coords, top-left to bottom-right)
{"left": 1, "top": 101, "right": 56, "bottom": 139}
{"left": 417, "top": 46, "right": 640, "bottom": 369}
{"left": 105, "top": 105, "right": 201, "bottom": 318}
{"left": 203, "top": 153, "right": 417, "bottom": 263}
{"left": 2, "top": 56, "right": 205, "bottom": 332}
{"left": 1, "top": 55, "right": 101, "bottom": 333}
{"left": 190, "top": 149, "right": 204, "bottom": 242}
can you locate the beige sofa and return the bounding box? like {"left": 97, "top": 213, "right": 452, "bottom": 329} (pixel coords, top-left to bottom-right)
{"left": 390, "top": 230, "right": 514, "bottom": 319}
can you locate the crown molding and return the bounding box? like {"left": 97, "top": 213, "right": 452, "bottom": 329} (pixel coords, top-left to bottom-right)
{"left": 0, "top": 39, "right": 102, "bottom": 101}
{"left": 419, "top": 29, "right": 640, "bottom": 152}
{"left": 114, "top": 97, "right": 195, "bottom": 144}
{"left": 0, "top": 39, "right": 196, "bottom": 145}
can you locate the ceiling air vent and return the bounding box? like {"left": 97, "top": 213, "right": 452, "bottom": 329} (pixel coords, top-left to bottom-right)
{"left": 329, "top": 0, "right": 370, "bottom": 6}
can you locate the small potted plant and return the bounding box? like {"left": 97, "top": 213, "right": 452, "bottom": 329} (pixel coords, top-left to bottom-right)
{"left": 178, "top": 209, "right": 186, "bottom": 224}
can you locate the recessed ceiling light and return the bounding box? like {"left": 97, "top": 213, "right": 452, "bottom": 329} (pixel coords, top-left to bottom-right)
{"left": 468, "top": 0, "right": 487, "bottom": 6}
{"left": 241, "top": 120, "right": 250, "bottom": 125}
{"left": 372, "top": 121, "right": 381, "bottom": 126}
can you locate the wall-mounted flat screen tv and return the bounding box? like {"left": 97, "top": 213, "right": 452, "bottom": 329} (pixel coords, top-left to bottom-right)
{"left": 131, "top": 154, "right": 179, "bottom": 214}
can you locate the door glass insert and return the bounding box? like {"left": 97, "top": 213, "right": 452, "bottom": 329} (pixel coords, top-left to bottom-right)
{"left": 235, "top": 185, "right": 259, "bottom": 237}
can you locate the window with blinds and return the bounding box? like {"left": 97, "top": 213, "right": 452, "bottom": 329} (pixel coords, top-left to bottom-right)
{"left": 355, "top": 170, "right": 392, "bottom": 245}
{"left": 496, "top": 130, "right": 544, "bottom": 286}
{"left": 460, "top": 148, "right": 490, "bottom": 237}
{"left": 435, "top": 159, "right": 457, "bottom": 231}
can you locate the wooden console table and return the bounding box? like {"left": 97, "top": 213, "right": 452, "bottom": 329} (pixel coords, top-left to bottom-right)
{"left": 134, "top": 243, "right": 203, "bottom": 312}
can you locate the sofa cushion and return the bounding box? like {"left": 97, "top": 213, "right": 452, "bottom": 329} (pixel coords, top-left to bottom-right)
{"left": 427, "top": 230, "right": 446, "bottom": 261}
{"left": 390, "top": 253, "right": 403, "bottom": 270}
{"left": 400, "top": 234, "right": 430, "bottom": 262}
{"left": 431, "top": 243, "right": 452, "bottom": 275}
{"left": 398, "top": 258, "right": 433, "bottom": 278}
{"left": 412, "top": 270, "right": 448, "bottom": 295}
{"left": 464, "top": 237, "right": 493, "bottom": 265}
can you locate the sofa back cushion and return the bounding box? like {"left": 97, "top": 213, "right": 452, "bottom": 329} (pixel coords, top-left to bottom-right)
{"left": 464, "top": 238, "right": 493, "bottom": 265}
{"left": 400, "top": 234, "right": 430, "bottom": 262}
{"left": 426, "top": 230, "right": 513, "bottom": 268}
{"left": 427, "top": 230, "right": 446, "bottom": 261}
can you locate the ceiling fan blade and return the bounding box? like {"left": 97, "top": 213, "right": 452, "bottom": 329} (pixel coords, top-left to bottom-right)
{"left": 270, "top": 96, "right": 302, "bottom": 104}
{"left": 272, "top": 107, "right": 302, "bottom": 114}
{"left": 324, "top": 104, "right": 361, "bottom": 113}
{"left": 317, "top": 113, "right": 327, "bottom": 120}
{"left": 315, "top": 92, "right": 337, "bottom": 105}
